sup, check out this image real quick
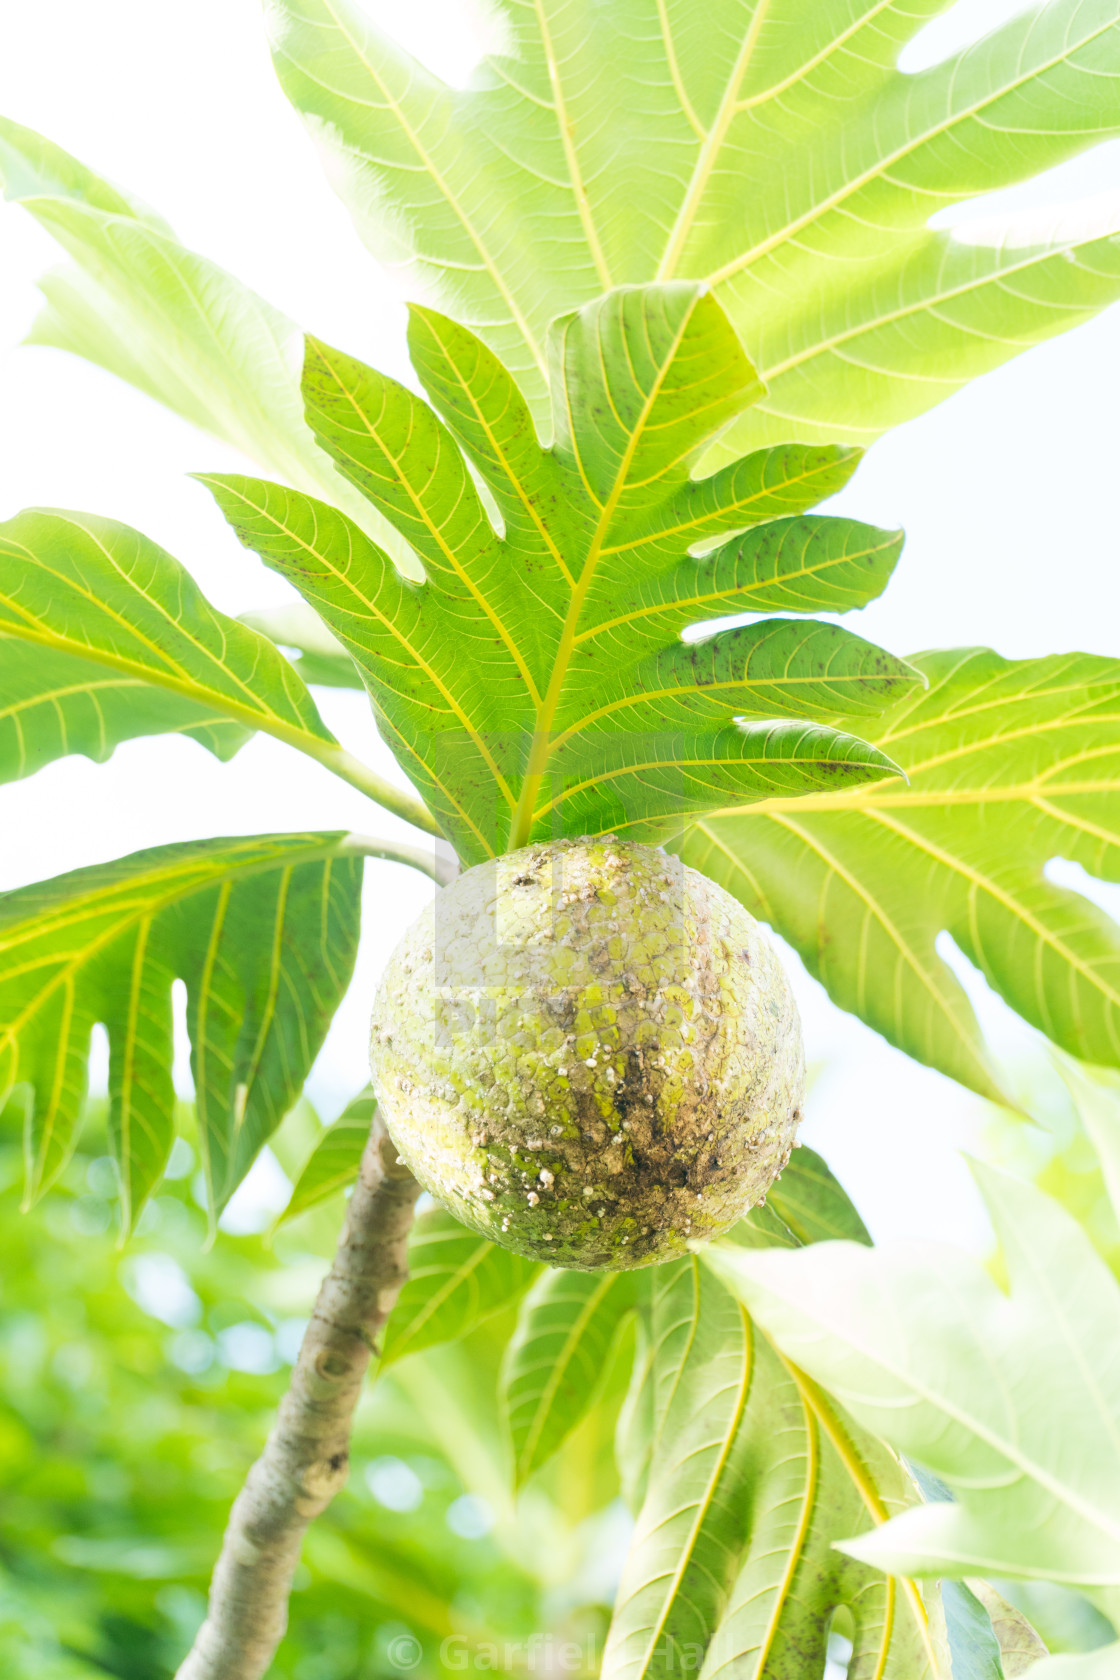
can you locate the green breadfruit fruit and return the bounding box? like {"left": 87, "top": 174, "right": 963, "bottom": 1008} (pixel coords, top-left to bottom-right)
{"left": 370, "top": 838, "right": 804, "bottom": 1270}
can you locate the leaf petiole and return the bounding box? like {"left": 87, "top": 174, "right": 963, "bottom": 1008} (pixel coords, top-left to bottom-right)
{"left": 296, "top": 738, "right": 444, "bottom": 839}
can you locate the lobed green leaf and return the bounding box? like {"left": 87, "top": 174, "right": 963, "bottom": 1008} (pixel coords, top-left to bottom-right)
{"left": 0, "top": 833, "right": 364, "bottom": 1227}
{"left": 682, "top": 648, "right": 1120, "bottom": 1101}
{"left": 704, "top": 1155, "right": 1120, "bottom": 1617}
{"left": 500, "top": 1269, "right": 638, "bottom": 1487}
{"left": 0, "top": 114, "right": 403, "bottom": 554}
{"left": 267, "top": 0, "right": 1120, "bottom": 448}
{"left": 574, "top": 1146, "right": 941, "bottom": 1677}
{"left": 207, "top": 285, "right": 914, "bottom": 861}
{"left": 0, "top": 507, "right": 334, "bottom": 759}
{"left": 764, "top": 1143, "right": 873, "bottom": 1248}
{"left": 0, "top": 634, "right": 250, "bottom": 785}
{"left": 602, "top": 1256, "right": 935, "bottom": 1680}
{"left": 0, "top": 507, "right": 433, "bottom": 827}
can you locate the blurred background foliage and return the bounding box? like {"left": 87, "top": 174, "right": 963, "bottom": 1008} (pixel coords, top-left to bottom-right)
{"left": 0, "top": 1092, "right": 627, "bottom": 1679}
{"left": 1, "top": 1065, "right": 1116, "bottom": 1678}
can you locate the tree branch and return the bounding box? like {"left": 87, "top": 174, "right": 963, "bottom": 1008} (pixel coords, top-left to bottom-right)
{"left": 176, "top": 1119, "right": 421, "bottom": 1680}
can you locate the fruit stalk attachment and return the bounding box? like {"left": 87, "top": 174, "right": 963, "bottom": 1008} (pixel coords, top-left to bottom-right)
{"left": 176, "top": 1118, "right": 420, "bottom": 1680}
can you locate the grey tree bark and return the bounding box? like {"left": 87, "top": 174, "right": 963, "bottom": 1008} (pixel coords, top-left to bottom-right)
{"left": 176, "top": 1117, "right": 421, "bottom": 1680}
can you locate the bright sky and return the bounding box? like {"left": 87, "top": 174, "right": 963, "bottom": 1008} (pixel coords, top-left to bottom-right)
{"left": 1, "top": 0, "right": 1118, "bottom": 1248}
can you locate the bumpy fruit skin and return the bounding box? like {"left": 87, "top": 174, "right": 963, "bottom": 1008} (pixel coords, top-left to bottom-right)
{"left": 370, "top": 839, "right": 804, "bottom": 1270}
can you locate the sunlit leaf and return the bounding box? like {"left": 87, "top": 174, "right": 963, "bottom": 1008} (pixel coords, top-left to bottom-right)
{"left": 240, "top": 603, "right": 364, "bottom": 690}
{"left": 0, "top": 507, "right": 430, "bottom": 826}
{"left": 0, "top": 833, "right": 365, "bottom": 1226}
{"left": 705, "top": 1159, "right": 1120, "bottom": 1619}
{"left": 0, "top": 507, "right": 333, "bottom": 758}
{"left": 0, "top": 114, "right": 402, "bottom": 553}
{"left": 602, "top": 1256, "right": 936, "bottom": 1680}
{"left": 205, "top": 285, "right": 914, "bottom": 861}
{"left": 0, "top": 634, "right": 249, "bottom": 785}
{"left": 602, "top": 1147, "right": 942, "bottom": 1679}
{"left": 682, "top": 648, "right": 1120, "bottom": 1100}
{"left": 268, "top": 0, "right": 1120, "bottom": 448}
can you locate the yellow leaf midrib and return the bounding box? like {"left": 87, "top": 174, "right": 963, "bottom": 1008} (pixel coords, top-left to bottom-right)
{"left": 516, "top": 1274, "right": 620, "bottom": 1479}
{"left": 786, "top": 1359, "right": 934, "bottom": 1674}
{"left": 530, "top": 0, "right": 613, "bottom": 291}
{"left": 207, "top": 478, "right": 511, "bottom": 849}
{"left": 547, "top": 669, "right": 900, "bottom": 754}
{"left": 629, "top": 1302, "right": 755, "bottom": 1680}
{"left": 593, "top": 454, "right": 862, "bottom": 560}
{"left": 508, "top": 299, "right": 699, "bottom": 849}
{"left": 656, "top": 0, "right": 773, "bottom": 281}
{"left": 0, "top": 597, "right": 336, "bottom": 768}
{"left": 314, "top": 348, "right": 545, "bottom": 711}
{"left": 417, "top": 312, "right": 575, "bottom": 592}
{"left": 706, "top": 17, "right": 1119, "bottom": 289}
{"left": 307, "top": 0, "right": 549, "bottom": 384}
{"left": 0, "top": 841, "right": 344, "bottom": 1073}
{"left": 718, "top": 809, "right": 994, "bottom": 1085}
{"left": 573, "top": 538, "right": 896, "bottom": 647}
{"left": 2, "top": 515, "right": 323, "bottom": 733}
{"left": 530, "top": 741, "right": 888, "bottom": 830}
{"left": 868, "top": 806, "right": 1120, "bottom": 1018}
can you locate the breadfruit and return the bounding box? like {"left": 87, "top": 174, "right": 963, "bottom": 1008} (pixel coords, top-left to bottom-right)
{"left": 370, "top": 837, "right": 804, "bottom": 1270}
